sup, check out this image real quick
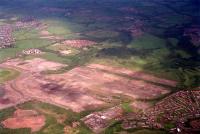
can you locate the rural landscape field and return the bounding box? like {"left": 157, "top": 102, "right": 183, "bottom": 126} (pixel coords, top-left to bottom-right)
{"left": 0, "top": 0, "right": 199, "bottom": 134}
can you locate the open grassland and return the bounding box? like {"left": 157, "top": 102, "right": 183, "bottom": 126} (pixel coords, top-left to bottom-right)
{"left": 85, "top": 30, "right": 120, "bottom": 40}
{"left": 127, "top": 34, "right": 167, "bottom": 50}
{"left": 0, "top": 68, "right": 19, "bottom": 83}
{"left": 13, "top": 29, "right": 40, "bottom": 40}
{"left": 42, "top": 19, "right": 86, "bottom": 36}
{"left": 0, "top": 34, "right": 52, "bottom": 63}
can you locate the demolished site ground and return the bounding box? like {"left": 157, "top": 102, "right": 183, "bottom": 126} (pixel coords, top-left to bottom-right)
{"left": 0, "top": 58, "right": 176, "bottom": 113}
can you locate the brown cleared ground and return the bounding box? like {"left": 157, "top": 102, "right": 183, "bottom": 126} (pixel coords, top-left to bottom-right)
{"left": 39, "top": 30, "right": 64, "bottom": 40}
{"left": 88, "top": 64, "right": 177, "bottom": 87}
{"left": 0, "top": 58, "right": 176, "bottom": 112}
{"left": 40, "top": 30, "right": 51, "bottom": 36}
{"left": 2, "top": 109, "right": 45, "bottom": 132}
{"left": 47, "top": 64, "right": 174, "bottom": 99}
{"left": 3, "top": 58, "right": 67, "bottom": 73}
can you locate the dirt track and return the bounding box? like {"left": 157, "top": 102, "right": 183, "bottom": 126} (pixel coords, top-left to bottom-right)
{"left": 0, "top": 64, "right": 31, "bottom": 109}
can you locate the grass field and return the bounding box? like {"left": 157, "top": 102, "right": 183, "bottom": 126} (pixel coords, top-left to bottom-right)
{"left": 127, "top": 34, "right": 167, "bottom": 50}
{"left": 0, "top": 68, "right": 19, "bottom": 83}
{"left": 0, "top": 35, "right": 52, "bottom": 63}
{"left": 42, "top": 18, "right": 85, "bottom": 36}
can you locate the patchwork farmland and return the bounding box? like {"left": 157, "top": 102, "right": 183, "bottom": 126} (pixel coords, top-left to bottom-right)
{"left": 0, "top": 0, "right": 199, "bottom": 134}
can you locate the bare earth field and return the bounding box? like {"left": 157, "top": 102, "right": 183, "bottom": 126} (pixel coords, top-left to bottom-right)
{"left": 2, "top": 58, "right": 67, "bottom": 73}
{"left": 2, "top": 109, "right": 45, "bottom": 132}
{"left": 0, "top": 58, "right": 176, "bottom": 112}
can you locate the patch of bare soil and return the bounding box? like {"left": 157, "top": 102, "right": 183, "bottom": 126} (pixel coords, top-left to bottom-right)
{"left": 39, "top": 30, "right": 63, "bottom": 40}
{"left": 88, "top": 64, "right": 177, "bottom": 87}
{"left": 2, "top": 109, "right": 45, "bottom": 132}
{"left": 9, "top": 71, "right": 104, "bottom": 112}
{"left": 130, "top": 101, "right": 151, "bottom": 111}
{"left": 0, "top": 82, "right": 28, "bottom": 110}
{"left": 40, "top": 35, "right": 63, "bottom": 40}
{"left": 47, "top": 65, "right": 171, "bottom": 99}
{"left": 62, "top": 40, "right": 96, "bottom": 48}
{"left": 60, "top": 50, "right": 72, "bottom": 55}
{"left": 40, "top": 30, "right": 51, "bottom": 36}
{"left": 1, "top": 60, "right": 175, "bottom": 112}
{"left": 0, "top": 98, "right": 10, "bottom": 104}
{"left": 3, "top": 58, "right": 67, "bottom": 73}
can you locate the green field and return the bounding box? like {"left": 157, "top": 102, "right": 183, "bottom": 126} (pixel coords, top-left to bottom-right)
{"left": 0, "top": 38, "right": 52, "bottom": 63}
{"left": 127, "top": 34, "right": 167, "bottom": 50}
{"left": 0, "top": 68, "right": 19, "bottom": 83}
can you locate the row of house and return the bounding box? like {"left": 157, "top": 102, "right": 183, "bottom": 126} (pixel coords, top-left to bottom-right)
{"left": 0, "top": 17, "right": 42, "bottom": 49}
{"left": 0, "top": 25, "right": 15, "bottom": 49}
{"left": 81, "top": 90, "right": 200, "bottom": 133}
{"left": 22, "top": 49, "right": 43, "bottom": 55}
{"left": 123, "top": 90, "right": 200, "bottom": 133}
